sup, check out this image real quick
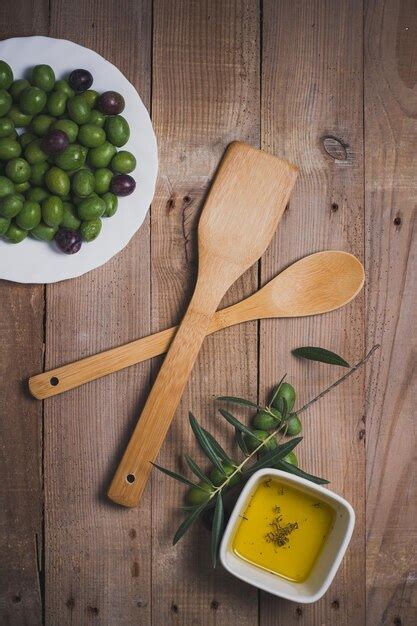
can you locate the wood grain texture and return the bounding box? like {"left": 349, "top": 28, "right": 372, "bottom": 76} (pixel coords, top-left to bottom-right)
{"left": 150, "top": 1, "right": 261, "bottom": 623}
{"left": 0, "top": 3, "right": 48, "bottom": 625}
{"left": 1, "top": 2, "right": 416, "bottom": 624}
{"left": 365, "top": 1, "right": 417, "bottom": 624}
{"left": 260, "top": 1, "right": 365, "bottom": 624}
{"left": 44, "top": 1, "right": 153, "bottom": 624}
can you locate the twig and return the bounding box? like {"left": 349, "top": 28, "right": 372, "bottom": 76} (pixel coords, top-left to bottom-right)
{"left": 296, "top": 344, "right": 380, "bottom": 416}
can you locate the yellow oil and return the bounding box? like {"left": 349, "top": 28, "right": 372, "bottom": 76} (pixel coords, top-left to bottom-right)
{"left": 232, "top": 478, "right": 335, "bottom": 582}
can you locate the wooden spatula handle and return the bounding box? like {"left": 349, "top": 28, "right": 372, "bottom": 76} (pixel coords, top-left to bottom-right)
{"left": 107, "top": 284, "right": 222, "bottom": 507}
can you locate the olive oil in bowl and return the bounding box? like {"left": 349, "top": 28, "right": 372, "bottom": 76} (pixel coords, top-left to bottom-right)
{"left": 232, "top": 478, "right": 335, "bottom": 583}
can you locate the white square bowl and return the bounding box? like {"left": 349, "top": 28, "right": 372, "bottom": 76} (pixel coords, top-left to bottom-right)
{"left": 220, "top": 468, "right": 355, "bottom": 603}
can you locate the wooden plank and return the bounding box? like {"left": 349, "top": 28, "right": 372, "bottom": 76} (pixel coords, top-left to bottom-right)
{"left": 44, "top": 2, "right": 152, "bottom": 624}
{"left": 150, "top": 1, "right": 260, "bottom": 624}
{"left": 0, "top": 3, "right": 48, "bottom": 625}
{"left": 365, "top": 1, "right": 417, "bottom": 623}
{"left": 260, "top": 1, "right": 365, "bottom": 624}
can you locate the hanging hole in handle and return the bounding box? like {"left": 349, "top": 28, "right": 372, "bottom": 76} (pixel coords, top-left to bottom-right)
{"left": 50, "top": 377, "right": 59, "bottom": 386}
{"left": 126, "top": 474, "right": 136, "bottom": 484}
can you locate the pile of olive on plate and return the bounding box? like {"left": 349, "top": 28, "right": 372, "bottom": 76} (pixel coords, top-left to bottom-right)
{"left": 0, "top": 60, "right": 137, "bottom": 254}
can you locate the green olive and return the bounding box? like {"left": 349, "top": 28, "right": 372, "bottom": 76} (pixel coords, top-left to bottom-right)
{"left": 0, "top": 137, "right": 21, "bottom": 160}
{"left": 0, "top": 216, "right": 11, "bottom": 235}
{"left": 47, "top": 91, "right": 67, "bottom": 117}
{"left": 24, "top": 138, "right": 48, "bottom": 164}
{"left": 282, "top": 451, "right": 298, "bottom": 467}
{"left": 185, "top": 482, "right": 212, "bottom": 506}
{"left": 5, "top": 157, "right": 31, "bottom": 184}
{"left": 102, "top": 191, "right": 118, "bottom": 217}
{"left": 88, "top": 141, "right": 117, "bottom": 168}
{"left": 0, "top": 175, "right": 15, "bottom": 198}
{"left": 252, "top": 407, "right": 282, "bottom": 431}
{"left": 19, "top": 87, "right": 47, "bottom": 115}
{"left": 272, "top": 382, "right": 296, "bottom": 413}
{"left": 54, "top": 144, "right": 86, "bottom": 171}
{"left": 44, "top": 167, "right": 70, "bottom": 196}
{"left": 19, "top": 131, "right": 36, "bottom": 148}
{"left": 0, "top": 89, "right": 12, "bottom": 117}
{"left": 67, "top": 95, "right": 91, "bottom": 124}
{"left": 31, "top": 114, "right": 55, "bottom": 137}
{"left": 9, "top": 79, "right": 30, "bottom": 102}
{"left": 243, "top": 429, "right": 277, "bottom": 453}
{"left": 31, "top": 222, "right": 57, "bottom": 241}
{"left": 61, "top": 201, "right": 81, "bottom": 230}
{"left": 80, "top": 217, "right": 102, "bottom": 242}
{"left": 94, "top": 168, "right": 113, "bottom": 194}
{"left": 209, "top": 462, "right": 240, "bottom": 487}
{"left": 89, "top": 109, "right": 106, "bottom": 128}
{"left": 15, "top": 200, "right": 41, "bottom": 230}
{"left": 8, "top": 105, "right": 32, "bottom": 127}
{"left": 0, "top": 193, "right": 23, "bottom": 218}
{"left": 14, "top": 181, "right": 30, "bottom": 194}
{"left": 5, "top": 222, "right": 27, "bottom": 243}
{"left": 0, "top": 117, "right": 14, "bottom": 138}
{"left": 77, "top": 194, "right": 106, "bottom": 220}
{"left": 285, "top": 414, "right": 302, "bottom": 436}
{"left": 31, "top": 65, "right": 55, "bottom": 92}
{"left": 82, "top": 90, "right": 99, "bottom": 108}
{"left": 104, "top": 115, "right": 130, "bottom": 147}
{"left": 71, "top": 168, "right": 95, "bottom": 197}
{"left": 54, "top": 79, "right": 75, "bottom": 98}
{"left": 26, "top": 186, "right": 50, "bottom": 203}
{"left": 29, "top": 162, "right": 49, "bottom": 187}
{"left": 78, "top": 123, "right": 106, "bottom": 148}
{"left": 110, "top": 150, "right": 136, "bottom": 174}
{"left": 41, "top": 195, "right": 64, "bottom": 227}
{"left": 0, "top": 60, "right": 13, "bottom": 90}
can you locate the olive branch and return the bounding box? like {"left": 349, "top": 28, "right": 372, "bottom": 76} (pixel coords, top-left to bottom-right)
{"left": 154, "top": 344, "right": 379, "bottom": 567}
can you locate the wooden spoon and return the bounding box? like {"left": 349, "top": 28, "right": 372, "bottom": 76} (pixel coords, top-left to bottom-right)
{"left": 29, "top": 251, "right": 364, "bottom": 400}
{"left": 108, "top": 141, "right": 298, "bottom": 507}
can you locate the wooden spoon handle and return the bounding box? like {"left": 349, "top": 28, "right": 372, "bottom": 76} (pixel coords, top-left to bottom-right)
{"left": 107, "top": 288, "right": 221, "bottom": 507}
{"left": 28, "top": 296, "right": 263, "bottom": 400}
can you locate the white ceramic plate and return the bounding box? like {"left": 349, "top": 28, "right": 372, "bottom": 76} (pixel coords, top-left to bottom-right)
{"left": 0, "top": 36, "right": 158, "bottom": 283}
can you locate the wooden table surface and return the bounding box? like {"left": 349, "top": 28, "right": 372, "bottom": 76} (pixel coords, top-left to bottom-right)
{"left": 1, "top": 1, "right": 415, "bottom": 625}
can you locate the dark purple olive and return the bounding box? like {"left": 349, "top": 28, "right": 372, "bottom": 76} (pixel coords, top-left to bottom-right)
{"left": 41, "top": 129, "right": 69, "bottom": 155}
{"left": 98, "top": 91, "right": 125, "bottom": 115}
{"left": 55, "top": 228, "right": 82, "bottom": 254}
{"left": 110, "top": 174, "right": 136, "bottom": 196}
{"left": 68, "top": 69, "right": 93, "bottom": 93}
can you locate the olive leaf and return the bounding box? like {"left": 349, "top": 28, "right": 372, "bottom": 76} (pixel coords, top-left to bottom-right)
{"left": 217, "top": 396, "right": 262, "bottom": 409}
{"left": 210, "top": 494, "right": 224, "bottom": 568}
{"left": 292, "top": 346, "right": 350, "bottom": 368}
{"left": 202, "top": 428, "right": 233, "bottom": 465}
{"left": 173, "top": 501, "right": 209, "bottom": 545}
{"left": 218, "top": 408, "right": 254, "bottom": 437}
{"left": 269, "top": 374, "right": 287, "bottom": 407}
{"left": 184, "top": 454, "right": 213, "bottom": 487}
{"left": 151, "top": 462, "right": 207, "bottom": 491}
{"left": 189, "top": 412, "right": 225, "bottom": 474}
{"left": 242, "top": 437, "right": 303, "bottom": 476}
{"left": 235, "top": 428, "right": 250, "bottom": 455}
{"left": 277, "top": 460, "right": 329, "bottom": 484}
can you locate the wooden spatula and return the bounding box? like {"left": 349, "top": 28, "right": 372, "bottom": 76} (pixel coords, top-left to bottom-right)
{"left": 107, "top": 142, "right": 298, "bottom": 507}
{"left": 28, "top": 251, "right": 364, "bottom": 400}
